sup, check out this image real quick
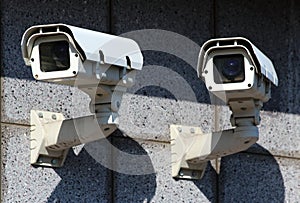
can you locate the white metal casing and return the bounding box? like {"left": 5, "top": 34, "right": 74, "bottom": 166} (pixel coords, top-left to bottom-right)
{"left": 21, "top": 23, "right": 143, "bottom": 81}
{"left": 197, "top": 37, "right": 278, "bottom": 87}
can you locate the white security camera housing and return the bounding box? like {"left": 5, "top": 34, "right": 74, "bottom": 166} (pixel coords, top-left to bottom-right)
{"left": 197, "top": 37, "right": 278, "bottom": 103}
{"left": 170, "top": 37, "right": 278, "bottom": 180}
{"left": 21, "top": 24, "right": 143, "bottom": 167}
{"left": 21, "top": 23, "right": 142, "bottom": 84}
{"left": 197, "top": 37, "right": 278, "bottom": 126}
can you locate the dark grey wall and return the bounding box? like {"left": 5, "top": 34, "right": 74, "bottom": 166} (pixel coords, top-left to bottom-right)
{"left": 1, "top": 0, "right": 299, "bottom": 202}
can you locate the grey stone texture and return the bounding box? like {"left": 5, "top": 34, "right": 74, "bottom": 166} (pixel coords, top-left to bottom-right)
{"left": 1, "top": 0, "right": 300, "bottom": 202}
{"left": 113, "top": 0, "right": 215, "bottom": 142}
{"left": 219, "top": 152, "right": 300, "bottom": 203}
{"left": 118, "top": 94, "right": 215, "bottom": 142}
{"left": 111, "top": 136, "right": 217, "bottom": 203}
{"left": 1, "top": 125, "right": 112, "bottom": 202}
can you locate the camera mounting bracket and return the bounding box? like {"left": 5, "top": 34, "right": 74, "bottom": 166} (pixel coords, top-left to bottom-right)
{"left": 30, "top": 110, "right": 112, "bottom": 167}
{"left": 170, "top": 123, "right": 258, "bottom": 180}
{"left": 229, "top": 98, "right": 263, "bottom": 126}
{"left": 30, "top": 86, "right": 128, "bottom": 167}
{"left": 29, "top": 62, "right": 137, "bottom": 167}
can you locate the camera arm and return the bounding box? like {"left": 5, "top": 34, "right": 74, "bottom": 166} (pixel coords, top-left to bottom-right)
{"left": 30, "top": 66, "right": 137, "bottom": 167}
{"left": 171, "top": 97, "right": 262, "bottom": 179}
{"left": 170, "top": 123, "right": 258, "bottom": 179}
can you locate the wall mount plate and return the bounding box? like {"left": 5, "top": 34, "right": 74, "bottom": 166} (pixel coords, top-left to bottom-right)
{"left": 170, "top": 124, "right": 208, "bottom": 180}
{"left": 30, "top": 110, "right": 68, "bottom": 167}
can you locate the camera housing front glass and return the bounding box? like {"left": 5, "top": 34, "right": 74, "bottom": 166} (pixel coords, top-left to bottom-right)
{"left": 213, "top": 54, "right": 245, "bottom": 84}
{"left": 39, "top": 41, "right": 70, "bottom": 72}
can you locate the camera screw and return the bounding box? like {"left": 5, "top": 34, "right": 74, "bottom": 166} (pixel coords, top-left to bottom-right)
{"left": 52, "top": 114, "right": 57, "bottom": 120}
{"left": 38, "top": 112, "right": 43, "bottom": 118}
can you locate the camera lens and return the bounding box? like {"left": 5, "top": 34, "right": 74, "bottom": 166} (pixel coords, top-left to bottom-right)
{"left": 213, "top": 54, "right": 245, "bottom": 83}
{"left": 52, "top": 42, "right": 69, "bottom": 67}
{"left": 39, "top": 41, "right": 70, "bottom": 72}
{"left": 222, "top": 59, "right": 243, "bottom": 80}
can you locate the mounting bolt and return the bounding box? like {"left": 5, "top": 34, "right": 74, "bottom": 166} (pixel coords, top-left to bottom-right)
{"left": 179, "top": 170, "right": 184, "bottom": 176}
{"left": 192, "top": 171, "right": 197, "bottom": 177}
{"left": 38, "top": 112, "right": 43, "bottom": 118}
{"left": 177, "top": 127, "right": 182, "bottom": 132}
{"left": 52, "top": 114, "right": 57, "bottom": 120}
{"left": 51, "top": 159, "right": 58, "bottom": 165}
{"left": 116, "top": 101, "right": 120, "bottom": 108}
{"left": 190, "top": 128, "right": 195, "bottom": 134}
{"left": 38, "top": 157, "right": 43, "bottom": 163}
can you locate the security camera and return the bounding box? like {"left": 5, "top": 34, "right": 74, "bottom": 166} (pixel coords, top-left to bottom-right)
{"left": 197, "top": 37, "right": 278, "bottom": 126}
{"left": 21, "top": 24, "right": 143, "bottom": 167}
{"left": 170, "top": 37, "right": 278, "bottom": 180}
{"left": 21, "top": 23, "right": 142, "bottom": 82}
{"left": 197, "top": 37, "right": 279, "bottom": 125}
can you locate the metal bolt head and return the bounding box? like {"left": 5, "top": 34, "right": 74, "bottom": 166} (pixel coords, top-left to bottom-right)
{"left": 38, "top": 112, "right": 43, "bottom": 118}
{"left": 191, "top": 171, "right": 197, "bottom": 177}
{"left": 177, "top": 127, "right": 182, "bottom": 132}
{"left": 116, "top": 101, "right": 120, "bottom": 108}
{"left": 190, "top": 128, "right": 195, "bottom": 134}
{"left": 179, "top": 171, "right": 184, "bottom": 176}
{"left": 51, "top": 159, "right": 58, "bottom": 165}
{"left": 52, "top": 114, "right": 57, "bottom": 120}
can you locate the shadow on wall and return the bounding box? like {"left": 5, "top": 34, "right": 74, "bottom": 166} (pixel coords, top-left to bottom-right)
{"left": 217, "top": 145, "right": 285, "bottom": 202}
{"left": 46, "top": 148, "right": 112, "bottom": 202}
{"left": 110, "top": 135, "right": 158, "bottom": 202}
{"left": 47, "top": 134, "right": 157, "bottom": 203}
{"left": 131, "top": 51, "right": 210, "bottom": 104}
{"left": 46, "top": 133, "right": 284, "bottom": 202}
{"left": 193, "top": 144, "right": 285, "bottom": 202}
